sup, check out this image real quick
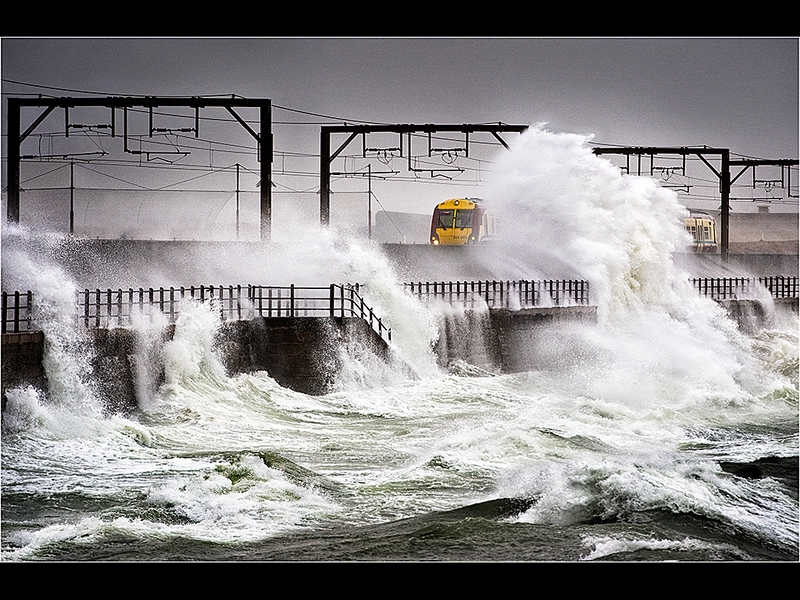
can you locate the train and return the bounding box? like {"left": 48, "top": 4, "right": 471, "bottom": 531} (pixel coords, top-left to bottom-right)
{"left": 429, "top": 198, "right": 498, "bottom": 245}
{"left": 429, "top": 198, "right": 717, "bottom": 252}
{"left": 682, "top": 213, "right": 718, "bottom": 253}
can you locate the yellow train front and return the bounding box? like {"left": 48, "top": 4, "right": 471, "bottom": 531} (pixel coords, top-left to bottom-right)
{"left": 682, "top": 214, "right": 718, "bottom": 253}
{"left": 430, "top": 198, "right": 497, "bottom": 245}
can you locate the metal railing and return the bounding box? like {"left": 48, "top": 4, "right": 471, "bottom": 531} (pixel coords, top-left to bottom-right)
{"left": 690, "top": 276, "right": 799, "bottom": 300}
{"left": 75, "top": 284, "right": 391, "bottom": 342}
{"left": 404, "top": 279, "right": 591, "bottom": 309}
{"left": 5, "top": 276, "right": 796, "bottom": 337}
{"left": 1, "top": 290, "right": 33, "bottom": 333}
{"left": 1, "top": 284, "right": 391, "bottom": 343}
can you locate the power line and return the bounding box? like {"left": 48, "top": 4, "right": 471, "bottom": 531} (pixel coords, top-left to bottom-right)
{"left": 0, "top": 78, "right": 371, "bottom": 126}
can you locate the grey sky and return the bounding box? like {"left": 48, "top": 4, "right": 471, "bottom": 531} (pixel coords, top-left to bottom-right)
{"left": 1, "top": 37, "right": 798, "bottom": 237}
{"left": 4, "top": 37, "right": 797, "bottom": 155}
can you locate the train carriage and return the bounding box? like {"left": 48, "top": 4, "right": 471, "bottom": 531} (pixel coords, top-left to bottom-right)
{"left": 682, "top": 213, "right": 718, "bottom": 253}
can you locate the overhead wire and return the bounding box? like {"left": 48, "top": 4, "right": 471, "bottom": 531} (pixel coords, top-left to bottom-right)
{"left": 5, "top": 79, "right": 795, "bottom": 225}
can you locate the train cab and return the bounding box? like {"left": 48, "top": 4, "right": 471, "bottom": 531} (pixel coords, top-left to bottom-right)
{"left": 430, "top": 198, "right": 497, "bottom": 245}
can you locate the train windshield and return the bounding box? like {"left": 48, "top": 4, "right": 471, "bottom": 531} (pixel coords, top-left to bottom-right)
{"left": 436, "top": 210, "right": 455, "bottom": 228}
{"left": 454, "top": 209, "right": 473, "bottom": 229}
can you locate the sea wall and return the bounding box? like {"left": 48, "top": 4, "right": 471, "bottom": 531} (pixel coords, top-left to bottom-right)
{"left": 215, "top": 316, "right": 391, "bottom": 396}
{"left": 717, "top": 297, "right": 799, "bottom": 336}
{"left": 1, "top": 316, "right": 392, "bottom": 413}
{"left": 435, "top": 306, "right": 599, "bottom": 373}
{"left": 1, "top": 331, "right": 46, "bottom": 407}
{"left": 3, "top": 299, "right": 796, "bottom": 413}
{"left": 434, "top": 298, "right": 799, "bottom": 373}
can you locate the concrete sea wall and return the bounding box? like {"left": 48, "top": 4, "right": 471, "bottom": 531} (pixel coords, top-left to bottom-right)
{"left": 1, "top": 316, "right": 392, "bottom": 414}
{"left": 1, "top": 331, "right": 46, "bottom": 398}
{"left": 3, "top": 299, "right": 796, "bottom": 414}
{"left": 434, "top": 306, "right": 599, "bottom": 373}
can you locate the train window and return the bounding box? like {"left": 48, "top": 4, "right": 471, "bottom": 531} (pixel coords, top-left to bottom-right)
{"left": 455, "top": 209, "right": 473, "bottom": 229}
{"left": 436, "top": 210, "right": 454, "bottom": 229}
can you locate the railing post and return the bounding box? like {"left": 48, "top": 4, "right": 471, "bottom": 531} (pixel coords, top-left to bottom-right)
{"left": 25, "top": 290, "right": 32, "bottom": 330}
{"left": 105, "top": 289, "right": 111, "bottom": 326}
{"left": 15, "top": 291, "right": 22, "bottom": 332}
{"left": 13, "top": 291, "right": 20, "bottom": 333}
{"left": 236, "top": 285, "right": 242, "bottom": 320}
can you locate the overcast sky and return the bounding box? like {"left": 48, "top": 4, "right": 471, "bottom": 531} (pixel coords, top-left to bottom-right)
{"left": 1, "top": 37, "right": 798, "bottom": 238}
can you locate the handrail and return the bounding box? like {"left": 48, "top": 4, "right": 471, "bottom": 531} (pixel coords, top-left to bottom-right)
{"left": 404, "top": 279, "right": 591, "bottom": 309}
{"left": 690, "top": 276, "right": 799, "bottom": 300}
{"left": 1, "top": 290, "right": 33, "bottom": 333}
{"left": 4, "top": 277, "right": 797, "bottom": 338}
{"left": 0, "top": 284, "right": 392, "bottom": 343}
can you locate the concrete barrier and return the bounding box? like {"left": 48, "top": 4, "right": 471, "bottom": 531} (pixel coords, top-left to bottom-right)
{"left": 435, "top": 306, "right": 599, "bottom": 373}
{"left": 216, "top": 316, "right": 391, "bottom": 396}
{"left": 717, "top": 297, "right": 798, "bottom": 336}
{"left": 1, "top": 331, "right": 46, "bottom": 410}
{"left": 1, "top": 315, "right": 394, "bottom": 413}
{"left": 2, "top": 297, "right": 795, "bottom": 413}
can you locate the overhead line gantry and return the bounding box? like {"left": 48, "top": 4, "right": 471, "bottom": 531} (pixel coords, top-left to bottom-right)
{"left": 592, "top": 146, "right": 799, "bottom": 261}
{"left": 5, "top": 96, "right": 274, "bottom": 239}
{"left": 320, "top": 123, "right": 528, "bottom": 226}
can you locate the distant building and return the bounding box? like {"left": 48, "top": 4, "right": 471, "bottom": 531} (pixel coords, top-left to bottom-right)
{"left": 729, "top": 209, "right": 798, "bottom": 254}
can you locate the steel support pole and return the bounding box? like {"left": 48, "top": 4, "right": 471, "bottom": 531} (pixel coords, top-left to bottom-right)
{"left": 320, "top": 129, "right": 331, "bottom": 226}
{"left": 260, "top": 100, "right": 272, "bottom": 241}
{"left": 70, "top": 162, "right": 75, "bottom": 234}
{"left": 720, "top": 150, "right": 730, "bottom": 262}
{"left": 6, "top": 99, "right": 21, "bottom": 224}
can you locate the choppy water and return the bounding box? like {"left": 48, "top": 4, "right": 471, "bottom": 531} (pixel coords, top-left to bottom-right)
{"left": 2, "top": 126, "right": 798, "bottom": 562}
